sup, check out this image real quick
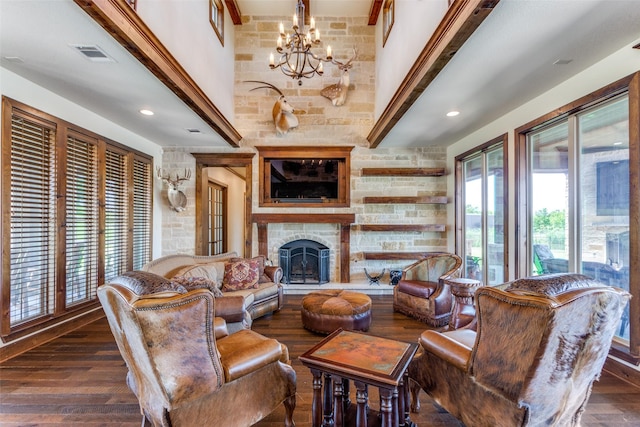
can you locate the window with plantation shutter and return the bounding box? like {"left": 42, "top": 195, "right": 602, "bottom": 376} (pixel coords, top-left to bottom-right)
{"left": 104, "top": 147, "right": 130, "bottom": 282}
{"left": 132, "top": 157, "right": 152, "bottom": 269}
{"left": 6, "top": 111, "right": 57, "bottom": 327}
{"left": 65, "top": 131, "right": 99, "bottom": 307}
{"left": 2, "top": 97, "right": 153, "bottom": 341}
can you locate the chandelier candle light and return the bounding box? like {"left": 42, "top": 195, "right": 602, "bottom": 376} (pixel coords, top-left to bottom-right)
{"left": 269, "top": 0, "right": 334, "bottom": 85}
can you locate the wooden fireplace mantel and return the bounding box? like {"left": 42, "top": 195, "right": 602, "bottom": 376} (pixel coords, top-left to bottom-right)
{"left": 252, "top": 213, "right": 355, "bottom": 283}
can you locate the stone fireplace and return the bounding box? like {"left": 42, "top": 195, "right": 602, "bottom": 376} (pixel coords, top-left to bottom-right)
{"left": 279, "top": 239, "right": 330, "bottom": 284}
{"left": 252, "top": 213, "right": 355, "bottom": 282}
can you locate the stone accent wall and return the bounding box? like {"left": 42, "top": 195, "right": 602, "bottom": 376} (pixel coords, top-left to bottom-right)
{"left": 159, "top": 14, "right": 450, "bottom": 283}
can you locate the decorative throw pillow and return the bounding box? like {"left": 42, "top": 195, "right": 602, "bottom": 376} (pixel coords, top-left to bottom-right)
{"left": 231, "top": 255, "right": 270, "bottom": 284}
{"left": 170, "top": 276, "right": 224, "bottom": 297}
{"left": 171, "top": 262, "right": 225, "bottom": 289}
{"left": 222, "top": 259, "right": 260, "bottom": 291}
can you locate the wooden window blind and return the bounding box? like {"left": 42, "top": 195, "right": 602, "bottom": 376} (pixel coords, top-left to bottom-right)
{"left": 104, "top": 147, "right": 129, "bottom": 282}
{"left": 132, "top": 157, "right": 152, "bottom": 270}
{"left": 65, "top": 131, "right": 99, "bottom": 307}
{"left": 1, "top": 97, "right": 154, "bottom": 340}
{"left": 7, "top": 111, "right": 57, "bottom": 327}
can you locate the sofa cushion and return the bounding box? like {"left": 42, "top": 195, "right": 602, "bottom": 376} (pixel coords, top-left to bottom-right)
{"left": 397, "top": 280, "right": 437, "bottom": 298}
{"left": 172, "top": 262, "right": 225, "bottom": 289}
{"left": 222, "top": 259, "right": 260, "bottom": 291}
{"left": 170, "top": 276, "right": 224, "bottom": 297}
{"left": 231, "top": 255, "right": 271, "bottom": 284}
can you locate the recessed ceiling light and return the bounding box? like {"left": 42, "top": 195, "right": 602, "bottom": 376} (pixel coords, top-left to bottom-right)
{"left": 446, "top": 111, "right": 460, "bottom": 117}
{"left": 613, "top": 141, "right": 623, "bottom": 145}
{"left": 553, "top": 59, "right": 573, "bottom": 65}
{"left": 186, "top": 128, "right": 201, "bottom": 133}
{"left": 139, "top": 109, "right": 154, "bottom": 116}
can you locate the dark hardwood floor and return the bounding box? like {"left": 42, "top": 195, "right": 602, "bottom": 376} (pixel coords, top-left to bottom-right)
{"left": 1, "top": 294, "right": 639, "bottom": 426}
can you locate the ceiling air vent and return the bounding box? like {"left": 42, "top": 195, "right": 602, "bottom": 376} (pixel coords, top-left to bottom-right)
{"left": 69, "top": 45, "right": 116, "bottom": 63}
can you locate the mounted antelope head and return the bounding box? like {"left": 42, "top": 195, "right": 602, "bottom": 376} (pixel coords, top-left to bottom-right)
{"left": 245, "top": 80, "right": 299, "bottom": 136}
{"left": 321, "top": 48, "right": 358, "bottom": 106}
{"left": 157, "top": 167, "right": 191, "bottom": 212}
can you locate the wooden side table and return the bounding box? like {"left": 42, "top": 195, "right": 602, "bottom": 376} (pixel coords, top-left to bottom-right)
{"left": 299, "top": 329, "right": 418, "bottom": 427}
{"left": 446, "top": 278, "right": 483, "bottom": 330}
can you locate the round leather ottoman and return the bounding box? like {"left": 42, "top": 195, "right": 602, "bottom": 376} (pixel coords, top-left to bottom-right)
{"left": 301, "top": 290, "right": 372, "bottom": 334}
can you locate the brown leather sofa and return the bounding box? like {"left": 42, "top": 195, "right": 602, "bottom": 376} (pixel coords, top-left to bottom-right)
{"left": 98, "top": 272, "right": 296, "bottom": 427}
{"left": 393, "top": 253, "right": 463, "bottom": 327}
{"left": 408, "top": 273, "right": 630, "bottom": 427}
{"left": 143, "top": 252, "right": 284, "bottom": 333}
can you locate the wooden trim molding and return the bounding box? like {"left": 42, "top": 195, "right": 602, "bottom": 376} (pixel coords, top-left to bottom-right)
{"left": 192, "top": 153, "right": 254, "bottom": 258}
{"left": 0, "top": 308, "right": 105, "bottom": 363}
{"left": 367, "top": 0, "right": 498, "bottom": 148}
{"left": 73, "top": 0, "right": 241, "bottom": 147}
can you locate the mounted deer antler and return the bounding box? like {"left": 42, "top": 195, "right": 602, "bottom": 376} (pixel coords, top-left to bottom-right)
{"left": 157, "top": 167, "right": 191, "bottom": 212}
{"left": 245, "top": 80, "right": 299, "bottom": 136}
{"left": 321, "top": 48, "right": 358, "bottom": 106}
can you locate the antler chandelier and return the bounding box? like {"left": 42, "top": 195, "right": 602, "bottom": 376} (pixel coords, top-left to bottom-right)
{"left": 269, "top": 0, "right": 333, "bottom": 85}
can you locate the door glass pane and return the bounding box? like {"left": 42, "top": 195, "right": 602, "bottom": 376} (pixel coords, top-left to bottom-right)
{"left": 486, "top": 148, "right": 504, "bottom": 285}
{"left": 463, "top": 156, "right": 483, "bottom": 280}
{"left": 578, "top": 95, "right": 629, "bottom": 341}
{"left": 530, "top": 121, "right": 569, "bottom": 275}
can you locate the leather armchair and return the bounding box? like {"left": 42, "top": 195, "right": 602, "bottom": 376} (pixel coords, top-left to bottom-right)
{"left": 393, "top": 253, "right": 463, "bottom": 327}
{"left": 98, "top": 274, "right": 296, "bottom": 427}
{"left": 408, "top": 273, "right": 630, "bottom": 427}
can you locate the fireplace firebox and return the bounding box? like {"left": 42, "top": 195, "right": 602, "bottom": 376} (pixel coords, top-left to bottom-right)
{"left": 279, "top": 239, "right": 330, "bottom": 284}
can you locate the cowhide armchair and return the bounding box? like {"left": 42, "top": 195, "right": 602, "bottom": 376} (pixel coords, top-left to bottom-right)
{"left": 408, "top": 273, "right": 630, "bottom": 427}
{"left": 98, "top": 272, "right": 296, "bottom": 427}
{"left": 393, "top": 253, "right": 463, "bottom": 327}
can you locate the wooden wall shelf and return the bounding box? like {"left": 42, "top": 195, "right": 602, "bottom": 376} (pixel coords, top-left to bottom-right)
{"left": 362, "top": 196, "right": 447, "bottom": 204}
{"left": 354, "top": 224, "right": 445, "bottom": 232}
{"left": 361, "top": 168, "right": 445, "bottom": 177}
{"left": 363, "top": 252, "right": 432, "bottom": 260}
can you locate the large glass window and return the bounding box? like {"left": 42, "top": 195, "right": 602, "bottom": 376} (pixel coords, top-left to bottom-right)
{"left": 525, "top": 94, "right": 630, "bottom": 342}
{"left": 1, "top": 97, "right": 153, "bottom": 339}
{"left": 457, "top": 137, "right": 507, "bottom": 286}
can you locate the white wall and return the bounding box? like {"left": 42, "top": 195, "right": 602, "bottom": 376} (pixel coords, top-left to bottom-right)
{"left": 445, "top": 40, "right": 640, "bottom": 282}
{"left": 374, "top": 0, "right": 449, "bottom": 119}
{"left": 136, "top": 0, "right": 236, "bottom": 122}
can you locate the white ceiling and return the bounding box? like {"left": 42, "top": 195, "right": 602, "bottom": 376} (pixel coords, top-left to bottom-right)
{"left": 1, "top": 0, "right": 639, "bottom": 150}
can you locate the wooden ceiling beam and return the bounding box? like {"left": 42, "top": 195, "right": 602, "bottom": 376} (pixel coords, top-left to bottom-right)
{"left": 225, "top": 0, "right": 242, "bottom": 25}
{"left": 369, "top": 0, "right": 383, "bottom": 25}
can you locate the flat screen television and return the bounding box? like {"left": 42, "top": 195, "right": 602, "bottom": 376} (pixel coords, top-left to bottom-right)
{"left": 270, "top": 159, "right": 339, "bottom": 202}
{"left": 596, "top": 160, "right": 629, "bottom": 216}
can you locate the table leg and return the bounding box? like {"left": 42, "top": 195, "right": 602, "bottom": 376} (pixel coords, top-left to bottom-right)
{"left": 400, "top": 372, "right": 416, "bottom": 427}
{"left": 323, "top": 373, "right": 334, "bottom": 427}
{"left": 311, "top": 369, "right": 324, "bottom": 427}
{"left": 380, "top": 388, "right": 394, "bottom": 427}
{"left": 354, "top": 381, "right": 368, "bottom": 427}
{"left": 342, "top": 378, "right": 351, "bottom": 414}
{"left": 333, "top": 377, "right": 344, "bottom": 427}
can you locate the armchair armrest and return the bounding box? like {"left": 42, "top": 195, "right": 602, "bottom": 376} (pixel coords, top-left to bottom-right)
{"left": 419, "top": 329, "right": 475, "bottom": 371}
{"left": 214, "top": 317, "right": 229, "bottom": 339}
